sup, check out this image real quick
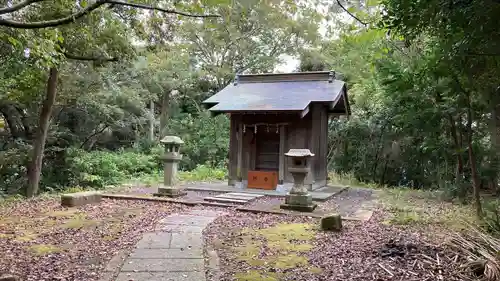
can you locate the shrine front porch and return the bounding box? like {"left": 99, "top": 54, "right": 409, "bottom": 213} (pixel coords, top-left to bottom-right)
{"left": 178, "top": 181, "right": 348, "bottom": 202}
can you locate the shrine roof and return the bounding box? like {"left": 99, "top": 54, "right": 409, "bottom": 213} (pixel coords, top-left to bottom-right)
{"left": 202, "top": 71, "right": 350, "bottom": 115}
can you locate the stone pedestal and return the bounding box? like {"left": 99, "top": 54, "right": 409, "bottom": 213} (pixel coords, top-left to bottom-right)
{"left": 153, "top": 136, "right": 187, "bottom": 198}
{"left": 280, "top": 149, "right": 317, "bottom": 212}
{"left": 155, "top": 186, "right": 187, "bottom": 198}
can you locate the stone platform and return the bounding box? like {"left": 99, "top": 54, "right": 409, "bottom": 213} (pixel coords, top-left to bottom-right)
{"left": 203, "top": 192, "right": 264, "bottom": 205}
{"left": 182, "top": 182, "right": 348, "bottom": 202}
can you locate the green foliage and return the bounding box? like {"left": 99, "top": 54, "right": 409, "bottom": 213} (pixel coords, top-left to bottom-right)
{"left": 179, "top": 165, "right": 226, "bottom": 182}
{"left": 65, "top": 148, "right": 159, "bottom": 188}
{"left": 481, "top": 200, "right": 500, "bottom": 234}
{"left": 0, "top": 142, "right": 31, "bottom": 195}
{"left": 168, "top": 112, "right": 229, "bottom": 170}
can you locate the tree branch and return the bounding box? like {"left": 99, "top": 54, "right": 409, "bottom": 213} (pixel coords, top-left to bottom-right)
{"left": 0, "top": 0, "right": 220, "bottom": 29}
{"left": 106, "top": 0, "right": 219, "bottom": 18}
{"left": 63, "top": 52, "right": 119, "bottom": 62}
{"left": 0, "top": 0, "right": 44, "bottom": 15}
{"left": 0, "top": 0, "right": 107, "bottom": 29}
{"left": 336, "top": 0, "right": 369, "bottom": 26}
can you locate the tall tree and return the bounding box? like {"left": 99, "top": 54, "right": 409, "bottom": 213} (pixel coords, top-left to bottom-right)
{"left": 181, "top": 0, "right": 323, "bottom": 90}
{"left": 0, "top": 0, "right": 219, "bottom": 197}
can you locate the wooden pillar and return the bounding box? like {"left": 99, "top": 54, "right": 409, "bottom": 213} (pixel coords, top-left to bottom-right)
{"left": 242, "top": 125, "right": 250, "bottom": 185}
{"left": 237, "top": 120, "right": 243, "bottom": 182}
{"left": 228, "top": 114, "right": 238, "bottom": 186}
{"left": 250, "top": 129, "right": 256, "bottom": 170}
{"left": 311, "top": 104, "right": 322, "bottom": 184}
{"left": 279, "top": 125, "right": 286, "bottom": 184}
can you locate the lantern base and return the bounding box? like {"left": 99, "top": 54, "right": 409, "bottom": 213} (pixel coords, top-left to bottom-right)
{"left": 280, "top": 193, "right": 317, "bottom": 212}
{"left": 280, "top": 203, "right": 317, "bottom": 212}
{"left": 153, "top": 186, "right": 187, "bottom": 198}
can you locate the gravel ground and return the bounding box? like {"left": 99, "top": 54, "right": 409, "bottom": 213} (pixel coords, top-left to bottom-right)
{"left": 246, "top": 187, "right": 375, "bottom": 217}
{"left": 204, "top": 209, "right": 464, "bottom": 281}
{"left": 318, "top": 187, "right": 375, "bottom": 215}
{"left": 0, "top": 197, "right": 187, "bottom": 281}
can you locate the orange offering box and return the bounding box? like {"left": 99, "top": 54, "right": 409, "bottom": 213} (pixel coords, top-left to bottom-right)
{"left": 247, "top": 170, "right": 278, "bottom": 190}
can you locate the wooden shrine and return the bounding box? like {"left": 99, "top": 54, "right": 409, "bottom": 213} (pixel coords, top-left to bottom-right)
{"left": 202, "top": 71, "right": 350, "bottom": 190}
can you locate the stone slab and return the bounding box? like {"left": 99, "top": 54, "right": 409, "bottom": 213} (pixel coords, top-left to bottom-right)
{"left": 224, "top": 192, "right": 264, "bottom": 198}
{"left": 183, "top": 183, "right": 348, "bottom": 201}
{"left": 203, "top": 197, "right": 248, "bottom": 204}
{"left": 213, "top": 194, "right": 256, "bottom": 201}
{"left": 104, "top": 249, "right": 129, "bottom": 272}
{"left": 155, "top": 224, "right": 205, "bottom": 233}
{"left": 115, "top": 271, "right": 205, "bottom": 281}
{"left": 60, "top": 191, "right": 102, "bottom": 207}
{"left": 188, "top": 209, "right": 226, "bottom": 218}
{"left": 121, "top": 258, "right": 204, "bottom": 272}
{"left": 135, "top": 232, "right": 172, "bottom": 249}
{"left": 350, "top": 209, "right": 373, "bottom": 222}
{"left": 170, "top": 232, "right": 204, "bottom": 249}
{"left": 129, "top": 248, "right": 203, "bottom": 259}
{"left": 158, "top": 215, "right": 217, "bottom": 226}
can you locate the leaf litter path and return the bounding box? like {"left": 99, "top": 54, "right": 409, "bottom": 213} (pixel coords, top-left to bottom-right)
{"left": 0, "top": 198, "right": 188, "bottom": 281}
{"left": 102, "top": 208, "right": 226, "bottom": 281}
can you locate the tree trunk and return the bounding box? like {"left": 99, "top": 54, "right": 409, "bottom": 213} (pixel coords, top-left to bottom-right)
{"left": 26, "top": 67, "right": 58, "bottom": 198}
{"left": 0, "top": 102, "right": 27, "bottom": 139}
{"left": 449, "top": 115, "right": 464, "bottom": 183}
{"left": 371, "top": 123, "right": 387, "bottom": 182}
{"left": 490, "top": 102, "right": 500, "bottom": 191}
{"left": 148, "top": 100, "right": 155, "bottom": 141}
{"left": 159, "top": 92, "right": 170, "bottom": 137}
{"left": 466, "top": 94, "right": 483, "bottom": 218}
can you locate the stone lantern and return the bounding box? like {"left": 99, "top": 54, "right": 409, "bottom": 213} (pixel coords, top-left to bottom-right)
{"left": 154, "top": 136, "right": 187, "bottom": 198}
{"left": 280, "top": 148, "right": 317, "bottom": 212}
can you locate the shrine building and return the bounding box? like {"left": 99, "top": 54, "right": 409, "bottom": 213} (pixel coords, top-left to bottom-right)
{"left": 202, "top": 71, "right": 350, "bottom": 190}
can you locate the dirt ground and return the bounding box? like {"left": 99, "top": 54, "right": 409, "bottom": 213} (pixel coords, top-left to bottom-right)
{"left": 203, "top": 187, "right": 474, "bottom": 281}
{"left": 0, "top": 187, "right": 475, "bottom": 281}
{"left": 0, "top": 197, "right": 187, "bottom": 281}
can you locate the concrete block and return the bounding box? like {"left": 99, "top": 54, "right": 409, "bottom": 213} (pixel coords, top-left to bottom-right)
{"left": 320, "top": 214, "right": 342, "bottom": 231}
{"left": 60, "top": 191, "right": 102, "bottom": 207}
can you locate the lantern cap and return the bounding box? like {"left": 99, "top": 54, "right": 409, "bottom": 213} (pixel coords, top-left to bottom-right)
{"left": 285, "top": 149, "right": 314, "bottom": 157}
{"left": 160, "top": 136, "right": 184, "bottom": 145}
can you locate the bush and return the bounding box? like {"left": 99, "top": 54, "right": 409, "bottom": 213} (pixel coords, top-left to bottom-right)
{"left": 167, "top": 112, "right": 229, "bottom": 170}
{"left": 0, "top": 142, "right": 31, "bottom": 195}
{"left": 65, "top": 148, "right": 160, "bottom": 188}
{"left": 179, "top": 164, "right": 226, "bottom": 182}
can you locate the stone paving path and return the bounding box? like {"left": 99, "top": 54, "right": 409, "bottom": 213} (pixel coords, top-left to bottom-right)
{"left": 111, "top": 209, "right": 225, "bottom": 281}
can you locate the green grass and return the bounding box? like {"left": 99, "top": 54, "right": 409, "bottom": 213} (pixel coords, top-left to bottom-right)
{"left": 328, "top": 172, "right": 480, "bottom": 230}
{"left": 327, "top": 172, "right": 377, "bottom": 188}
{"left": 377, "top": 187, "right": 476, "bottom": 230}
{"left": 135, "top": 164, "right": 226, "bottom": 186}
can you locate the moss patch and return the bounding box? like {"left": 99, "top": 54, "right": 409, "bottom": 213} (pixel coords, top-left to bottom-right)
{"left": 0, "top": 233, "right": 13, "bottom": 239}
{"left": 234, "top": 270, "right": 280, "bottom": 281}
{"left": 13, "top": 230, "right": 38, "bottom": 242}
{"left": 273, "top": 254, "right": 309, "bottom": 269}
{"left": 309, "top": 266, "right": 323, "bottom": 274}
{"left": 233, "top": 223, "right": 321, "bottom": 278}
{"left": 28, "top": 244, "right": 61, "bottom": 256}
{"left": 61, "top": 215, "right": 99, "bottom": 229}
{"left": 256, "top": 223, "right": 315, "bottom": 242}
{"left": 44, "top": 208, "right": 80, "bottom": 218}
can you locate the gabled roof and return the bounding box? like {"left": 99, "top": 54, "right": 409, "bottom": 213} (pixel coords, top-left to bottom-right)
{"left": 202, "top": 71, "right": 350, "bottom": 116}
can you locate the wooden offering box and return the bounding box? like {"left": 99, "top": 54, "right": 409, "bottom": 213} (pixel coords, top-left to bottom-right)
{"left": 247, "top": 170, "right": 278, "bottom": 190}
